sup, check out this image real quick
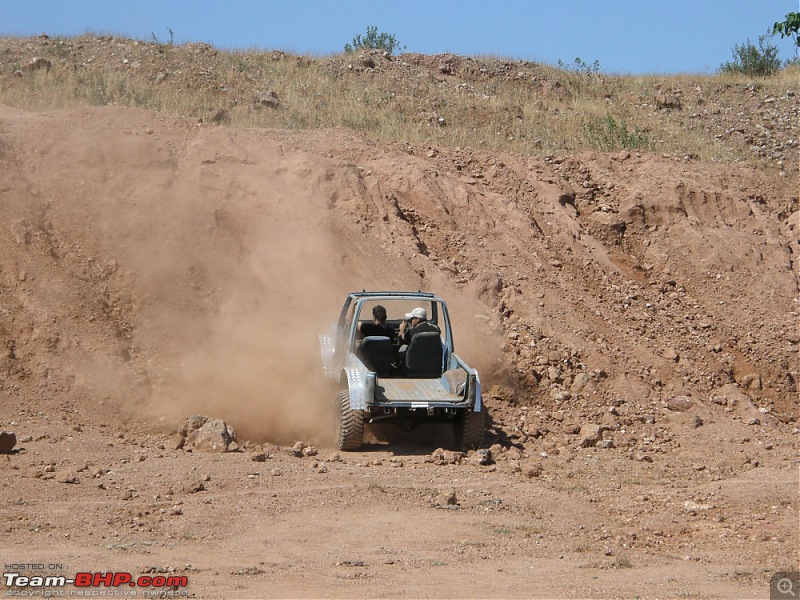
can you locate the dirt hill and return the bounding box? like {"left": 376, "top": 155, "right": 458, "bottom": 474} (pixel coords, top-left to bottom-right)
{"left": 0, "top": 35, "right": 797, "bottom": 599}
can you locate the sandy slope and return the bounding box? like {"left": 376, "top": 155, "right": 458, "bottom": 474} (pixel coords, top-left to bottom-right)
{"left": 0, "top": 104, "right": 797, "bottom": 598}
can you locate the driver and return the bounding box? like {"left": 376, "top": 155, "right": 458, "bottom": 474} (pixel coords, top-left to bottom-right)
{"left": 398, "top": 307, "right": 440, "bottom": 361}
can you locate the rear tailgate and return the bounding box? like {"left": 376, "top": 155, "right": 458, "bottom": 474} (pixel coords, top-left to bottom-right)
{"left": 376, "top": 377, "right": 463, "bottom": 404}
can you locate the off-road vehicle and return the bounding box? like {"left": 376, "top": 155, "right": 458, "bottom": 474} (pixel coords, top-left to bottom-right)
{"left": 320, "top": 291, "right": 485, "bottom": 451}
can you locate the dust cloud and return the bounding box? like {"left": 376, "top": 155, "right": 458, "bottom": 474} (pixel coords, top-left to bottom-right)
{"left": 80, "top": 132, "right": 369, "bottom": 444}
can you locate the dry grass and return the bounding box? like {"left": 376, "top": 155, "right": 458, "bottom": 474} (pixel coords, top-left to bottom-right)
{"left": 1, "top": 34, "right": 797, "bottom": 165}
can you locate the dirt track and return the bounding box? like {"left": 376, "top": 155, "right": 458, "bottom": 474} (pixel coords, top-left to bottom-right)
{"left": 0, "top": 103, "right": 797, "bottom": 599}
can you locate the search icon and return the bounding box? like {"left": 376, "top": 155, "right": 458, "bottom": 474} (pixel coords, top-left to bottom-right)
{"left": 778, "top": 577, "right": 796, "bottom": 597}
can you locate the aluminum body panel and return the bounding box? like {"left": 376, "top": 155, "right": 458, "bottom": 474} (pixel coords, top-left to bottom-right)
{"left": 376, "top": 377, "right": 462, "bottom": 403}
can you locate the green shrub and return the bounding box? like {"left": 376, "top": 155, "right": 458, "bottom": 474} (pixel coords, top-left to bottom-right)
{"left": 719, "top": 32, "right": 781, "bottom": 75}
{"left": 150, "top": 28, "right": 174, "bottom": 54}
{"left": 558, "top": 57, "right": 602, "bottom": 76}
{"left": 583, "top": 114, "right": 650, "bottom": 151}
{"left": 344, "top": 26, "right": 405, "bottom": 56}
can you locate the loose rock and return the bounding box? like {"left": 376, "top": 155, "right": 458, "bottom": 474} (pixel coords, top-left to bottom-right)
{"left": 430, "top": 448, "right": 464, "bottom": 465}
{"left": 185, "top": 416, "right": 237, "bottom": 452}
{"left": 525, "top": 463, "right": 543, "bottom": 478}
{"left": 666, "top": 396, "right": 693, "bottom": 412}
{"left": 0, "top": 431, "right": 17, "bottom": 454}
{"left": 578, "top": 424, "right": 603, "bottom": 448}
{"left": 434, "top": 490, "right": 458, "bottom": 507}
{"left": 469, "top": 448, "right": 493, "bottom": 466}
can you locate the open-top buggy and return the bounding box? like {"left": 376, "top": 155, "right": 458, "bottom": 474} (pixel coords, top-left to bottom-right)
{"left": 320, "top": 291, "right": 486, "bottom": 451}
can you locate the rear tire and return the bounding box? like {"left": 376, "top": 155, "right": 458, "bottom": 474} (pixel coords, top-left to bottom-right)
{"left": 335, "top": 390, "right": 364, "bottom": 451}
{"left": 454, "top": 405, "right": 486, "bottom": 451}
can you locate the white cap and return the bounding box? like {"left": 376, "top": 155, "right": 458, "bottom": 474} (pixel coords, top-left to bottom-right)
{"left": 405, "top": 307, "right": 427, "bottom": 320}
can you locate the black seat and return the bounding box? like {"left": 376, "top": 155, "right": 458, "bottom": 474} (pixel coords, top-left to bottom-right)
{"left": 405, "top": 332, "right": 443, "bottom": 377}
{"left": 357, "top": 336, "right": 394, "bottom": 374}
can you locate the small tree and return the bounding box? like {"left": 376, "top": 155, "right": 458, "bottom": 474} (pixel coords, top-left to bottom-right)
{"left": 719, "top": 31, "right": 781, "bottom": 75}
{"left": 344, "top": 26, "right": 405, "bottom": 56}
{"left": 774, "top": 12, "right": 800, "bottom": 64}
{"left": 773, "top": 12, "right": 800, "bottom": 48}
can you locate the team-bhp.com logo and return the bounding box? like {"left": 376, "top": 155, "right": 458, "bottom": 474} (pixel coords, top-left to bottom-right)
{"left": 4, "top": 570, "right": 189, "bottom": 596}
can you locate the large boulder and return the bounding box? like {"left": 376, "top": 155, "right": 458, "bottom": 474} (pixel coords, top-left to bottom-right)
{"left": 183, "top": 415, "right": 237, "bottom": 452}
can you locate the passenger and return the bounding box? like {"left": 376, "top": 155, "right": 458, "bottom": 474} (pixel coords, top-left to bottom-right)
{"left": 358, "top": 304, "right": 396, "bottom": 340}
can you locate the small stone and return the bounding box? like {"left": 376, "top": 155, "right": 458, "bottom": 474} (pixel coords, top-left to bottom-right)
{"left": 666, "top": 396, "right": 693, "bottom": 412}
{"left": 740, "top": 373, "right": 762, "bottom": 390}
{"left": 256, "top": 90, "right": 280, "bottom": 108}
{"left": 505, "top": 447, "right": 524, "bottom": 461}
{"left": 283, "top": 441, "right": 306, "bottom": 457}
{"left": 271, "top": 468, "right": 283, "bottom": 477}
{"left": 430, "top": 448, "right": 464, "bottom": 465}
{"left": 250, "top": 452, "right": 267, "bottom": 462}
{"left": 578, "top": 424, "right": 603, "bottom": 448}
{"left": 209, "top": 108, "right": 228, "bottom": 124}
{"left": 26, "top": 57, "right": 52, "bottom": 72}
{"left": 469, "top": 448, "right": 493, "bottom": 466}
{"left": 183, "top": 480, "right": 206, "bottom": 494}
{"left": 683, "top": 500, "right": 714, "bottom": 512}
{"left": 167, "top": 433, "right": 186, "bottom": 450}
{"left": 663, "top": 348, "right": 679, "bottom": 362}
{"left": 570, "top": 373, "right": 590, "bottom": 393}
{"left": 525, "top": 463, "right": 543, "bottom": 478}
{"left": 434, "top": 490, "right": 458, "bottom": 507}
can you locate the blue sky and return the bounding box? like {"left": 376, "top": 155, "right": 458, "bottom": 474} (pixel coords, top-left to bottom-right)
{"left": 3, "top": 1, "right": 798, "bottom": 74}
